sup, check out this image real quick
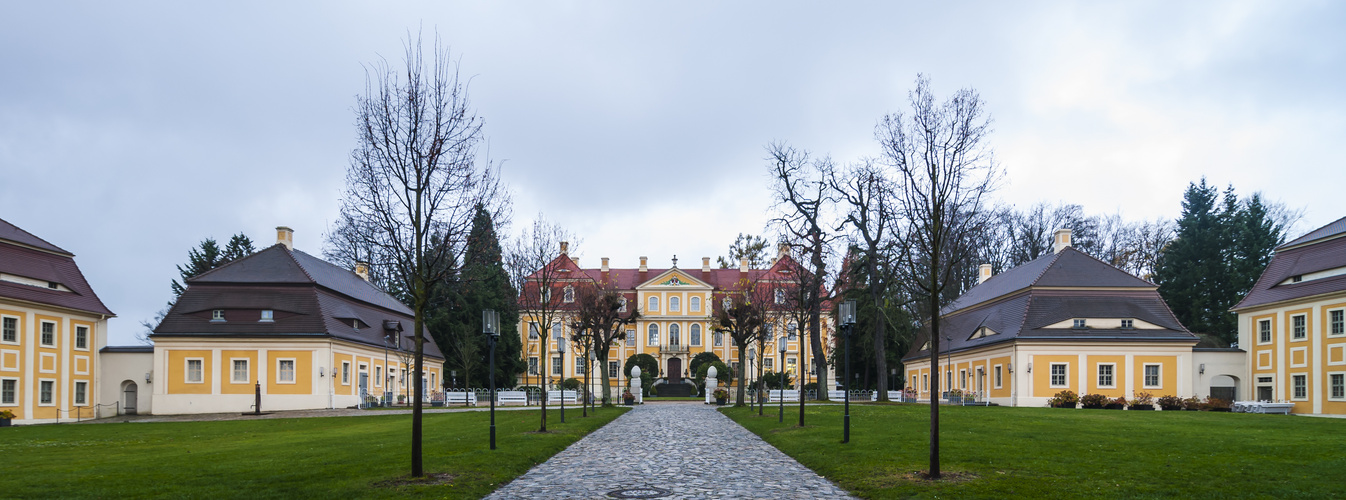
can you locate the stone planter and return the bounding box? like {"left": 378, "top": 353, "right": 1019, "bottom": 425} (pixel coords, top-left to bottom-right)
{"left": 0, "top": 418, "right": 10, "bottom": 427}
{"left": 1052, "top": 402, "right": 1077, "bottom": 408}
{"left": 903, "top": 397, "right": 918, "bottom": 403}
{"left": 1130, "top": 404, "right": 1154, "bottom": 411}
{"left": 1159, "top": 405, "right": 1183, "bottom": 411}
{"left": 715, "top": 397, "right": 727, "bottom": 405}
{"left": 431, "top": 401, "right": 444, "bottom": 407}
{"left": 1104, "top": 403, "right": 1125, "bottom": 410}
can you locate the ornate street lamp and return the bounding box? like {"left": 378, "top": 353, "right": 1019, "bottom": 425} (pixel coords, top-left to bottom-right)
{"left": 483, "top": 309, "right": 500, "bottom": 450}
{"left": 779, "top": 340, "right": 788, "bottom": 423}
{"left": 840, "top": 299, "right": 857, "bottom": 444}
{"left": 557, "top": 341, "right": 567, "bottom": 423}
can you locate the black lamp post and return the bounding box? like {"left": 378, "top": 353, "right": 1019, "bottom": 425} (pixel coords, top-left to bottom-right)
{"left": 840, "top": 299, "right": 857, "bottom": 444}
{"left": 483, "top": 309, "right": 500, "bottom": 450}
{"left": 582, "top": 348, "right": 591, "bottom": 418}
{"left": 557, "top": 341, "right": 566, "bottom": 423}
{"left": 778, "top": 340, "right": 787, "bottom": 423}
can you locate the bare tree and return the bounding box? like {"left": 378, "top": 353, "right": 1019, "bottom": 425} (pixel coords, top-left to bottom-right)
{"left": 767, "top": 143, "right": 838, "bottom": 399}
{"left": 568, "top": 278, "right": 641, "bottom": 405}
{"left": 505, "top": 216, "right": 576, "bottom": 431}
{"left": 877, "top": 75, "right": 1002, "bottom": 479}
{"left": 331, "top": 31, "right": 498, "bottom": 477}
{"left": 713, "top": 281, "right": 768, "bottom": 406}
{"left": 829, "top": 160, "right": 897, "bottom": 400}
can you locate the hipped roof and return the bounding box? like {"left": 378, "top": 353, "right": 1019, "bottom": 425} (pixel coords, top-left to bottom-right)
{"left": 1233, "top": 216, "right": 1346, "bottom": 311}
{"left": 0, "top": 218, "right": 114, "bottom": 317}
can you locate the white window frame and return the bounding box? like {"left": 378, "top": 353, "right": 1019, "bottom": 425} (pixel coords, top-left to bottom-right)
{"left": 38, "top": 379, "right": 55, "bottom": 406}
{"left": 775, "top": 289, "right": 785, "bottom": 305}
{"left": 528, "top": 322, "right": 539, "bottom": 339}
{"left": 722, "top": 297, "right": 732, "bottom": 311}
{"left": 0, "top": 316, "right": 17, "bottom": 344}
{"left": 1143, "top": 363, "right": 1161, "bottom": 389}
{"left": 1258, "top": 319, "right": 1272, "bottom": 344}
{"left": 922, "top": 373, "right": 929, "bottom": 392}
{"left": 1120, "top": 319, "right": 1134, "bottom": 329}
{"left": 648, "top": 324, "right": 659, "bottom": 346}
{"left": 375, "top": 366, "right": 383, "bottom": 387}
{"left": 764, "top": 357, "right": 774, "bottom": 371}
{"left": 713, "top": 331, "right": 723, "bottom": 347}
{"left": 1329, "top": 372, "right": 1346, "bottom": 401}
{"left": 40, "top": 320, "right": 56, "bottom": 347}
{"left": 690, "top": 324, "right": 702, "bottom": 346}
{"left": 787, "top": 323, "right": 798, "bottom": 341}
{"left": 960, "top": 369, "right": 967, "bottom": 389}
{"left": 690, "top": 296, "right": 701, "bottom": 312}
{"left": 618, "top": 297, "right": 627, "bottom": 313}
{"left": 528, "top": 357, "right": 538, "bottom": 375}
{"left": 276, "top": 358, "right": 296, "bottom": 384}
{"left": 74, "top": 380, "right": 87, "bottom": 406}
{"left": 342, "top": 361, "right": 351, "bottom": 385}
{"left": 231, "top": 358, "right": 250, "bottom": 383}
{"left": 74, "top": 325, "right": 89, "bottom": 350}
{"left": 1049, "top": 363, "right": 1068, "bottom": 388}
{"left": 993, "top": 365, "right": 1003, "bottom": 389}
{"left": 1330, "top": 309, "right": 1345, "bottom": 337}
{"left": 185, "top": 358, "right": 205, "bottom": 384}
{"left": 625, "top": 329, "right": 636, "bottom": 347}
{"left": 563, "top": 286, "right": 574, "bottom": 303}
{"left": 669, "top": 296, "right": 680, "bottom": 312}
{"left": 669, "top": 323, "right": 681, "bottom": 345}
{"left": 552, "top": 356, "right": 562, "bottom": 376}
{"left": 1097, "top": 363, "right": 1116, "bottom": 388}
{"left": 1291, "top": 373, "right": 1308, "bottom": 401}
{"left": 608, "top": 361, "right": 619, "bottom": 378}
{"left": 1, "top": 378, "right": 18, "bottom": 405}
{"left": 1292, "top": 314, "right": 1307, "bottom": 341}
{"left": 575, "top": 356, "right": 585, "bottom": 376}
{"left": 211, "top": 309, "right": 225, "bottom": 322}
{"left": 552, "top": 322, "right": 563, "bottom": 340}
{"left": 1072, "top": 319, "right": 1086, "bottom": 329}
{"left": 648, "top": 296, "right": 659, "bottom": 312}
{"left": 260, "top": 310, "right": 274, "bottom": 322}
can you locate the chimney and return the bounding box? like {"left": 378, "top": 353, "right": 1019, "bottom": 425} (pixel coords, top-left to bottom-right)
{"left": 740, "top": 258, "right": 749, "bottom": 273}
{"left": 702, "top": 257, "right": 711, "bottom": 272}
{"left": 978, "top": 264, "right": 993, "bottom": 284}
{"left": 601, "top": 257, "right": 609, "bottom": 272}
{"left": 1053, "top": 228, "right": 1072, "bottom": 254}
{"left": 559, "top": 241, "right": 569, "bottom": 256}
{"left": 276, "top": 226, "right": 294, "bottom": 250}
{"left": 355, "top": 262, "right": 370, "bottom": 282}
{"left": 639, "top": 256, "right": 648, "bottom": 272}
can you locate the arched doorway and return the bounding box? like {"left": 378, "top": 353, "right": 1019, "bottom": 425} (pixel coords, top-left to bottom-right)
{"left": 667, "top": 358, "right": 682, "bottom": 383}
{"left": 1210, "top": 375, "right": 1238, "bottom": 401}
{"left": 121, "top": 381, "right": 138, "bottom": 415}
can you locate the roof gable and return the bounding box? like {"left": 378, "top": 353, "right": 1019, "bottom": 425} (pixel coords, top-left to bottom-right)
{"left": 1234, "top": 220, "right": 1346, "bottom": 310}
{"left": 1279, "top": 215, "right": 1346, "bottom": 249}
{"left": 0, "top": 218, "right": 70, "bottom": 255}
{"left": 637, "top": 268, "right": 712, "bottom": 289}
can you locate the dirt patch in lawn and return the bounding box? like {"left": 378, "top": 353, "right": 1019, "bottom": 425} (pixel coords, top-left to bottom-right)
{"left": 375, "top": 472, "right": 458, "bottom": 488}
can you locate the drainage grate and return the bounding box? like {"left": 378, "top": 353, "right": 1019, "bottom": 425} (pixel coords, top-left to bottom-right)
{"left": 607, "top": 487, "right": 672, "bottom": 499}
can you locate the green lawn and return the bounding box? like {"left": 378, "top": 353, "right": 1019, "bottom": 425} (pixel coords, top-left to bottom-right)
{"left": 1, "top": 407, "right": 626, "bottom": 499}
{"left": 724, "top": 404, "right": 1346, "bottom": 499}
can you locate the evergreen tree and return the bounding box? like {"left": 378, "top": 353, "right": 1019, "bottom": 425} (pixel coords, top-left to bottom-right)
{"left": 170, "top": 232, "right": 257, "bottom": 299}
{"left": 222, "top": 233, "right": 256, "bottom": 262}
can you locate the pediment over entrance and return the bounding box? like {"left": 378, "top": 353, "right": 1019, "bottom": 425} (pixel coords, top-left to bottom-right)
{"left": 637, "top": 268, "right": 712, "bottom": 289}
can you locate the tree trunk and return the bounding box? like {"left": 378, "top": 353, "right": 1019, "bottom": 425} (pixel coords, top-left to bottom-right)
{"left": 871, "top": 258, "right": 888, "bottom": 401}
{"left": 928, "top": 289, "right": 940, "bottom": 479}
{"left": 599, "top": 352, "right": 612, "bottom": 405}
{"left": 412, "top": 297, "right": 426, "bottom": 477}
{"left": 735, "top": 347, "right": 747, "bottom": 406}
{"left": 539, "top": 345, "right": 547, "bottom": 431}
{"left": 809, "top": 308, "right": 827, "bottom": 399}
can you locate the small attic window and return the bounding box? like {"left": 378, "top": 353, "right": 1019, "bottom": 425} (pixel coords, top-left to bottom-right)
{"left": 1072, "top": 319, "right": 1087, "bottom": 329}
{"left": 211, "top": 310, "right": 225, "bottom": 322}
{"left": 47, "top": 281, "right": 58, "bottom": 289}
{"left": 260, "top": 310, "right": 274, "bottom": 322}
{"left": 1291, "top": 275, "right": 1303, "bottom": 283}
{"left": 921, "top": 341, "right": 930, "bottom": 351}
{"left": 970, "top": 327, "right": 998, "bottom": 340}
{"left": 1121, "top": 319, "right": 1134, "bottom": 329}
{"left": 352, "top": 319, "right": 360, "bottom": 329}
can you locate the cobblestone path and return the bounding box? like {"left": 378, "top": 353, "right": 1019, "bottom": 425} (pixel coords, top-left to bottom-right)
{"left": 485, "top": 403, "right": 854, "bottom": 499}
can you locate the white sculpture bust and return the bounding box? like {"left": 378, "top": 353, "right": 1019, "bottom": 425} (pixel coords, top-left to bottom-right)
{"left": 705, "top": 365, "right": 719, "bottom": 404}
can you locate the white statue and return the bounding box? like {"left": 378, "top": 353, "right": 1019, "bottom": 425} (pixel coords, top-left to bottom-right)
{"left": 630, "top": 365, "right": 643, "bottom": 404}
{"left": 705, "top": 365, "right": 719, "bottom": 404}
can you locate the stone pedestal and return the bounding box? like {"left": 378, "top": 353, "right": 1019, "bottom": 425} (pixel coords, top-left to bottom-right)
{"left": 630, "top": 366, "right": 643, "bottom": 404}
{"left": 705, "top": 366, "right": 718, "bottom": 404}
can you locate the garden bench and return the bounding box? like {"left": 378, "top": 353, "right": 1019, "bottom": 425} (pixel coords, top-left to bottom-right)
{"left": 444, "top": 392, "right": 477, "bottom": 406}
{"left": 769, "top": 390, "right": 800, "bottom": 402}
{"left": 546, "top": 390, "right": 579, "bottom": 404}
{"left": 495, "top": 391, "right": 528, "bottom": 405}
{"left": 827, "top": 390, "right": 846, "bottom": 400}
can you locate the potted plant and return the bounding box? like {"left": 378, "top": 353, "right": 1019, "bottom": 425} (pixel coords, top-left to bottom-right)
{"left": 1202, "top": 397, "right": 1232, "bottom": 412}
{"left": 1157, "top": 395, "right": 1184, "bottom": 411}
{"left": 903, "top": 387, "right": 919, "bottom": 403}
{"left": 397, "top": 394, "right": 407, "bottom": 405}
{"left": 1048, "top": 390, "right": 1078, "bottom": 408}
{"left": 713, "top": 388, "right": 729, "bottom": 405}
{"left": 1130, "top": 391, "right": 1155, "bottom": 411}
{"left": 1105, "top": 396, "right": 1127, "bottom": 410}
{"left": 1182, "top": 396, "right": 1202, "bottom": 411}
{"left": 946, "top": 388, "right": 963, "bottom": 404}
{"left": 430, "top": 391, "right": 445, "bottom": 407}
{"left": 1080, "top": 393, "right": 1109, "bottom": 409}
{"left": 623, "top": 390, "right": 635, "bottom": 406}
{"left": 0, "top": 409, "right": 14, "bottom": 427}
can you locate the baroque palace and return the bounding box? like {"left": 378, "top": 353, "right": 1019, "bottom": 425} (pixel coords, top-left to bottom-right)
{"left": 517, "top": 243, "right": 835, "bottom": 396}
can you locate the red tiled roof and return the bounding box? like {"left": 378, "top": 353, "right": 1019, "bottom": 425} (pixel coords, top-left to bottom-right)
{"left": 0, "top": 223, "right": 114, "bottom": 317}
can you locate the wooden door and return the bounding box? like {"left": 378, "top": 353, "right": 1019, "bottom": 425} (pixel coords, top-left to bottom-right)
{"left": 668, "top": 358, "right": 682, "bottom": 383}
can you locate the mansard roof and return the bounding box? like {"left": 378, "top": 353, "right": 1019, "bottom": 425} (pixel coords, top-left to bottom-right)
{"left": 1233, "top": 216, "right": 1346, "bottom": 311}
{"left": 156, "top": 244, "right": 441, "bottom": 358}
{"left": 0, "top": 218, "right": 114, "bottom": 317}
{"left": 903, "top": 246, "right": 1193, "bottom": 362}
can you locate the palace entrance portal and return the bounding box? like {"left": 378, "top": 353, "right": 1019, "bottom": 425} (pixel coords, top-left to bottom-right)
{"left": 667, "top": 358, "right": 682, "bottom": 383}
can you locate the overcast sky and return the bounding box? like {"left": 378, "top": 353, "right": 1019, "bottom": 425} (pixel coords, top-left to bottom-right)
{"left": 3, "top": 1, "right": 1343, "bottom": 346}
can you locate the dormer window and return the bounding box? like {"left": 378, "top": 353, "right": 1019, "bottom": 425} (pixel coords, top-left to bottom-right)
{"left": 1291, "top": 275, "right": 1303, "bottom": 283}
{"left": 47, "top": 281, "right": 58, "bottom": 289}
{"left": 260, "top": 310, "right": 274, "bottom": 322}
{"left": 722, "top": 297, "right": 732, "bottom": 310}
{"left": 1072, "top": 319, "right": 1086, "bottom": 329}
{"left": 618, "top": 297, "right": 627, "bottom": 313}
{"left": 775, "top": 289, "right": 786, "bottom": 305}
{"left": 352, "top": 319, "right": 361, "bottom": 329}
{"left": 1121, "top": 319, "right": 1134, "bottom": 329}
{"left": 563, "top": 286, "right": 575, "bottom": 303}
{"left": 211, "top": 310, "right": 225, "bottom": 322}
{"left": 970, "top": 327, "right": 998, "bottom": 339}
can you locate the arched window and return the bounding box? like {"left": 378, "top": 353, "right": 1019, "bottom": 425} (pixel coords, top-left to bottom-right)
{"left": 670, "top": 324, "right": 681, "bottom": 345}
{"left": 669, "top": 296, "right": 680, "bottom": 312}
{"left": 649, "top": 296, "right": 659, "bottom": 312}
{"left": 618, "top": 296, "right": 627, "bottom": 312}
{"left": 690, "top": 324, "right": 702, "bottom": 346}
{"left": 774, "top": 288, "right": 786, "bottom": 305}
{"left": 648, "top": 324, "right": 659, "bottom": 346}
{"left": 690, "top": 296, "right": 701, "bottom": 312}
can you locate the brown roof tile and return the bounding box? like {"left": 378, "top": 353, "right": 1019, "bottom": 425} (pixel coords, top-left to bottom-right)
{"left": 0, "top": 225, "right": 114, "bottom": 317}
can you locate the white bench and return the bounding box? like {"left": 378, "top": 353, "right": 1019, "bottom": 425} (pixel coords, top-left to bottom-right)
{"left": 495, "top": 391, "right": 528, "bottom": 405}
{"left": 445, "top": 392, "right": 477, "bottom": 406}
{"left": 1234, "top": 401, "right": 1294, "bottom": 414}
{"left": 547, "top": 390, "right": 579, "bottom": 404}
{"left": 827, "top": 390, "right": 846, "bottom": 400}
{"left": 768, "top": 390, "right": 800, "bottom": 402}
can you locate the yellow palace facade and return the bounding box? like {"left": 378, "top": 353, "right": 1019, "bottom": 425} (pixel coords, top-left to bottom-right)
{"left": 517, "top": 244, "right": 834, "bottom": 395}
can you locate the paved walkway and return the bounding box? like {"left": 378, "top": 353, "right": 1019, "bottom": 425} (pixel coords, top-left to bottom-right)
{"left": 485, "top": 403, "right": 854, "bottom": 500}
